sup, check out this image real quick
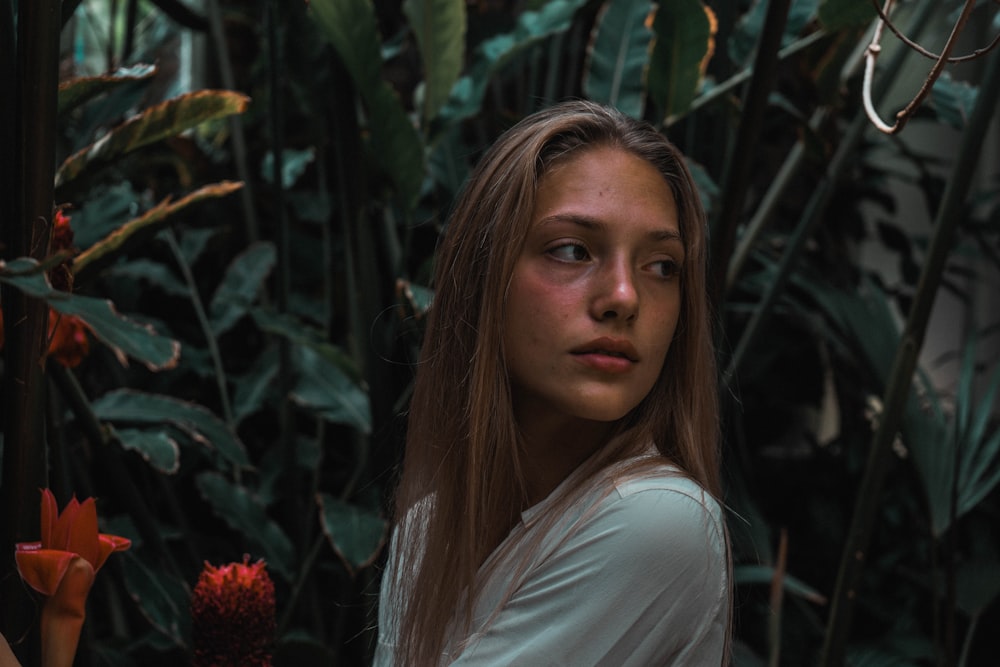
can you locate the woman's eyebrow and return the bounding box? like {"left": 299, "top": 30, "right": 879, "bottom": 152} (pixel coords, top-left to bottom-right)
{"left": 537, "top": 213, "right": 683, "bottom": 244}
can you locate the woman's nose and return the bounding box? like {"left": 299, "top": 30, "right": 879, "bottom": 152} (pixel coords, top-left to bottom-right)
{"left": 591, "top": 259, "right": 638, "bottom": 322}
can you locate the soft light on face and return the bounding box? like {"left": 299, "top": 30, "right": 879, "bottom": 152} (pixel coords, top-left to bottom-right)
{"left": 503, "top": 145, "right": 683, "bottom": 438}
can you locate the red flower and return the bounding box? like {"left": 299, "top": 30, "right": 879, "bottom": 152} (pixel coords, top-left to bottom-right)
{"left": 14, "top": 489, "right": 130, "bottom": 667}
{"left": 15, "top": 489, "right": 130, "bottom": 597}
{"left": 192, "top": 556, "right": 276, "bottom": 667}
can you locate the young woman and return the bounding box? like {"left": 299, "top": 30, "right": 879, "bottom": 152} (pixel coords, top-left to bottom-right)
{"left": 375, "top": 100, "right": 730, "bottom": 666}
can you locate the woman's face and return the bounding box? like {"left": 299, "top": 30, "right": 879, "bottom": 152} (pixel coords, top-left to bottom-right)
{"left": 503, "top": 145, "right": 683, "bottom": 439}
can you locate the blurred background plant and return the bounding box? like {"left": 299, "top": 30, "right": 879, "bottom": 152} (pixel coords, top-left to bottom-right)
{"left": 1, "top": 0, "right": 998, "bottom": 665}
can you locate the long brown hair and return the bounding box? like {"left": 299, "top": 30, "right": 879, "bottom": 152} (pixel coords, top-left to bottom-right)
{"left": 389, "top": 100, "right": 721, "bottom": 665}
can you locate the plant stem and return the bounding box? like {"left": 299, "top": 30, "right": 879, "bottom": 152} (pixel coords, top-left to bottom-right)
{"left": 0, "top": 0, "right": 61, "bottom": 648}
{"left": 163, "top": 228, "right": 235, "bottom": 429}
{"left": 818, "top": 43, "right": 1000, "bottom": 667}
{"left": 709, "top": 0, "right": 792, "bottom": 308}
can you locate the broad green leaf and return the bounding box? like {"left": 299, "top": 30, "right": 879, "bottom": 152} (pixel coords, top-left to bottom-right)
{"left": 0, "top": 258, "right": 181, "bottom": 371}
{"left": 119, "top": 551, "right": 189, "bottom": 647}
{"left": 209, "top": 241, "right": 277, "bottom": 337}
{"left": 58, "top": 64, "right": 157, "bottom": 116}
{"left": 261, "top": 148, "right": 316, "bottom": 189}
{"left": 440, "top": 0, "right": 588, "bottom": 123}
{"left": 317, "top": 493, "right": 387, "bottom": 576}
{"left": 728, "top": 0, "right": 819, "bottom": 66}
{"left": 310, "top": 0, "right": 424, "bottom": 209}
{"left": 818, "top": 0, "right": 876, "bottom": 31}
{"left": 404, "top": 0, "right": 466, "bottom": 124}
{"left": 92, "top": 389, "right": 248, "bottom": 468}
{"left": 106, "top": 259, "right": 188, "bottom": 297}
{"left": 233, "top": 344, "right": 279, "bottom": 425}
{"left": 54, "top": 90, "right": 249, "bottom": 189}
{"left": 251, "top": 308, "right": 361, "bottom": 380}
{"left": 290, "top": 345, "right": 372, "bottom": 434}
{"left": 648, "top": 0, "right": 717, "bottom": 122}
{"left": 930, "top": 72, "right": 978, "bottom": 131}
{"left": 111, "top": 426, "right": 180, "bottom": 474}
{"left": 195, "top": 471, "right": 296, "bottom": 580}
{"left": 583, "top": 0, "right": 655, "bottom": 118}
{"left": 72, "top": 181, "right": 243, "bottom": 282}
{"left": 71, "top": 182, "right": 139, "bottom": 250}
{"left": 397, "top": 279, "right": 434, "bottom": 319}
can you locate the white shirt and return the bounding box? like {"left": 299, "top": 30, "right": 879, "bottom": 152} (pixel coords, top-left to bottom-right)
{"left": 375, "top": 456, "right": 728, "bottom": 666}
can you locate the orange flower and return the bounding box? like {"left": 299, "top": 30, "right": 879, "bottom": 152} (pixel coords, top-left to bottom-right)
{"left": 14, "top": 489, "right": 130, "bottom": 667}
{"left": 15, "top": 489, "right": 131, "bottom": 596}
{"left": 46, "top": 312, "right": 90, "bottom": 368}
{"left": 192, "top": 556, "right": 276, "bottom": 667}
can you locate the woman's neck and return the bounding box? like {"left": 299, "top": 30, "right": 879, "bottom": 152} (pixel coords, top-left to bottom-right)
{"left": 515, "top": 412, "right": 616, "bottom": 507}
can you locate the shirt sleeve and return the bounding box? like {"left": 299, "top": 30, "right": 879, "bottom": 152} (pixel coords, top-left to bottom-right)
{"left": 447, "top": 487, "right": 728, "bottom": 667}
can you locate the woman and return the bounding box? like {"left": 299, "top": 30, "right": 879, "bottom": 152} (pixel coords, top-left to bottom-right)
{"left": 376, "top": 100, "right": 730, "bottom": 666}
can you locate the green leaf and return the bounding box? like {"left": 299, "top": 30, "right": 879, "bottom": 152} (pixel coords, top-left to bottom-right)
{"left": 54, "top": 90, "right": 250, "bottom": 189}
{"left": 111, "top": 426, "right": 180, "bottom": 474}
{"left": 317, "top": 493, "right": 387, "bottom": 576}
{"left": 290, "top": 345, "right": 372, "bottom": 434}
{"left": 106, "top": 259, "right": 188, "bottom": 298}
{"left": 648, "top": 0, "right": 717, "bottom": 122}
{"left": 818, "top": 0, "right": 876, "bottom": 31}
{"left": 232, "top": 344, "right": 279, "bottom": 425}
{"left": 0, "top": 258, "right": 181, "bottom": 371}
{"left": 310, "top": 0, "right": 424, "bottom": 209}
{"left": 209, "top": 241, "right": 277, "bottom": 337}
{"left": 261, "top": 148, "right": 316, "bottom": 189}
{"left": 728, "top": 0, "right": 819, "bottom": 66}
{"left": 92, "top": 389, "right": 248, "bottom": 468}
{"left": 440, "top": 0, "right": 589, "bottom": 123}
{"left": 58, "top": 63, "right": 157, "bottom": 116}
{"left": 195, "top": 471, "right": 296, "bottom": 580}
{"left": 930, "top": 72, "right": 978, "bottom": 131}
{"left": 583, "top": 0, "right": 655, "bottom": 118}
{"left": 119, "top": 551, "right": 189, "bottom": 647}
{"left": 404, "top": 0, "right": 466, "bottom": 125}
{"left": 72, "top": 181, "right": 244, "bottom": 282}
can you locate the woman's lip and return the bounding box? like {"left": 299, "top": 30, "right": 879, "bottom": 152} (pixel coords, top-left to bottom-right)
{"left": 572, "top": 351, "right": 635, "bottom": 374}
{"left": 570, "top": 337, "right": 639, "bottom": 361}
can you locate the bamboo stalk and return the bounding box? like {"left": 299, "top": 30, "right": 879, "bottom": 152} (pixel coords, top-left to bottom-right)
{"left": 818, "top": 42, "right": 1000, "bottom": 667}
{"left": 0, "top": 0, "right": 61, "bottom": 649}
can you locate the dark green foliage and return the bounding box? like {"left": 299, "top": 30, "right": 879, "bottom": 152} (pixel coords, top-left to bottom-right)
{"left": 1, "top": 0, "right": 999, "bottom": 665}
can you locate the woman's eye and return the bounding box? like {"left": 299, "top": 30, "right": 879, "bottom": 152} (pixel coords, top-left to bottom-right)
{"left": 548, "top": 244, "right": 589, "bottom": 262}
{"left": 652, "top": 259, "right": 680, "bottom": 279}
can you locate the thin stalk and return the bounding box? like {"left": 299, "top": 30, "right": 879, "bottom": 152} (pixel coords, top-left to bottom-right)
{"left": 207, "top": 0, "right": 259, "bottom": 243}
{"left": 276, "top": 531, "right": 327, "bottom": 637}
{"left": 724, "top": 0, "right": 938, "bottom": 383}
{"left": 0, "top": 0, "right": 60, "bottom": 648}
{"left": 709, "top": 0, "right": 792, "bottom": 308}
{"left": 163, "top": 228, "right": 234, "bottom": 429}
{"left": 957, "top": 615, "right": 979, "bottom": 667}
{"left": 818, "top": 44, "right": 1000, "bottom": 667}
{"left": 726, "top": 108, "right": 828, "bottom": 293}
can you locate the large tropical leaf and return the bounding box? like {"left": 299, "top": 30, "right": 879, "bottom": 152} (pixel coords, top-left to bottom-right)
{"left": 290, "top": 345, "right": 372, "bottom": 434}
{"left": 583, "top": 0, "right": 655, "bottom": 118}
{"left": 209, "top": 241, "right": 277, "bottom": 337}
{"left": 54, "top": 90, "right": 249, "bottom": 189}
{"left": 817, "top": 0, "right": 876, "bottom": 31}
{"left": 119, "top": 551, "right": 189, "bottom": 647}
{"left": 647, "top": 0, "right": 717, "bottom": 122}
{"left": 310, "top": 0, "right": 424, "bottom": 209}
{"left": 109, "top": 425, "right": 181, "bottom": 475}
{"left": 404, "top": 0, "right": 466, "bottom": 125}
{"left": 317, "top": 493, "right": 387, "bottom": 576}
{"left": 57, "top": 63, "right": 157, "bottom": 116}
{"left": 195, "top": 471, "right": 296, "bottom": 580}
{"left": 0, "top": 257, "right": 181, "bottom": 371}
{"left": 72, "top": 181, "right": 243, "bottom": 282}
{"left": 728, "top": 0, "right": 819, "bottom": 66}
{"left": 92, "top": 389, "right": 248, "bottom": 468}
{"left": 440, "top": 0, "right": 589, "bottom": 123}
